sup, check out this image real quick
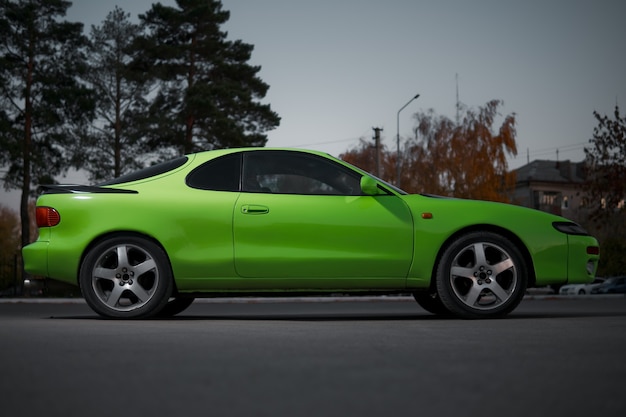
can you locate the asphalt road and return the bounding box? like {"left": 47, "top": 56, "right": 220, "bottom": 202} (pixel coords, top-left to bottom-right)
{"left": 1, "top": 296, "right": 625, "bottom": 417}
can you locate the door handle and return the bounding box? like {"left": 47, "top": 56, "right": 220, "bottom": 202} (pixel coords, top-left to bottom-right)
{"left": 241, "top": 204, "right": 269, "bottom": 215}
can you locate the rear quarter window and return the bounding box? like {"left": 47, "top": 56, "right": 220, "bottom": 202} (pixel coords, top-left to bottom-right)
{"left": 186, "top": 153, "right": 241, "bottom": 191}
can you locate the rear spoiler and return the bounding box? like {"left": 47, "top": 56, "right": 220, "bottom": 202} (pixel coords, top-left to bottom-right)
{"left": 38, "top": 184, "right": 138, "bottom": 195}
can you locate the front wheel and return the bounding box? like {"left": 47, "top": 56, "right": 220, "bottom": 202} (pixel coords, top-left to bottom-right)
{"left": 435, "top": 232, "right": 527, "bottom": 319}
{"left": 79, "top": 235, "right": 173, "bottom": 319}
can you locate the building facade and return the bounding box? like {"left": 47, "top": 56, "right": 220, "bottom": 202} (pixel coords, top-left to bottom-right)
{"left": 512, "top": 160, "right": 586, "bottom": 220}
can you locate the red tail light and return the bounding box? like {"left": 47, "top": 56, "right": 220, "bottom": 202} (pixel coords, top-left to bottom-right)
{"left": 36, "top": 207, "right": 61, "bottom": 227}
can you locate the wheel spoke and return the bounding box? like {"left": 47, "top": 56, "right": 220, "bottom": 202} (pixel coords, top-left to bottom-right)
{"left": 472, "top": 243, "right": 487, "bottom": 266}
{"left": 116, "top": 245, "right": 130, "bottom": 268}
{"left": 129, "top": 283, "right": 151, "bottom": 303}
{"left": 133, "top": 258, "right": 157, "bottom": 276}
{"left": 488, "top": 281, "right": 511, "bottom": 302}
{"left": 105, "top": 284, "right": 124, "bottom": 308}
{"left": 491, "top": 257, "right": 514, "bottom": 275}
{"left": 463, "top": 283, "right": 483, "bottom": 307}
{"left": 451, "top": 265, "right": 474, "bottom": 278}
{"left": 94, "top": 267, "right": 116, "bottom": 280}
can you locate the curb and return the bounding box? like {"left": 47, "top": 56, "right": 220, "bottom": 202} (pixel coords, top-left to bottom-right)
{"left": 1, "top": 294, "right": 624, "bottom": 304}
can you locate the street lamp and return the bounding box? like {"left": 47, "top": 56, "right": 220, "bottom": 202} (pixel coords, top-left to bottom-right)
{"left": 396, "top": 93, "right": 420, "bottom": 186}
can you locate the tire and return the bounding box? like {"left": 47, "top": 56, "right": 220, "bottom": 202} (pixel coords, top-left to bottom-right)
{"left": 435, "top": 232, "right": 527, "bottom": 319}
{"left": 79, "top": 235, "right": 173, "bottom": 319}
{"left": 413, "top": 291, "right": 451, "bottom": 315}
{"left": 157, "top": 297, "right": 195, "bottom": 317}
{"left": 578, "top": 289, "right": 586, "bottom": 295}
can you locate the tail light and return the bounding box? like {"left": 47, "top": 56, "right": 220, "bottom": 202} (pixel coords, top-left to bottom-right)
{"left": 36, "top": 207, "right": 61, "bottom": 227}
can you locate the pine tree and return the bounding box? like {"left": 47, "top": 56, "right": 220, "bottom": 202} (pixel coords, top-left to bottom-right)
{"left": 136, "top": 0, "right": 280, "bottom": 156}
{"left": 81, "top": 6, "right": 151, "bottom": 182}
{"left": 0, "top": 0, "right": 95, "bottom": 247}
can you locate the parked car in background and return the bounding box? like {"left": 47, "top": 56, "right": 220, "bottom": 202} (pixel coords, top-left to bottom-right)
{"left": 591, "top": 276, "right": 626, "bottom": 294}
{"left": 559, "top": 277, "right": 606, "bottom": 295}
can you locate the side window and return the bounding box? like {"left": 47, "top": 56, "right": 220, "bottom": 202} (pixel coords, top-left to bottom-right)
{"left": 242, "top": 151, "right": 362, "bottom": 195}
{"left": 186, "top": 153, "right": 241, "bottom": 191}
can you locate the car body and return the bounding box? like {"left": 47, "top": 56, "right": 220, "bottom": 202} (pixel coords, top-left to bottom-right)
{"left": 591, "top": 276, "right": 626, "bottom": 294}
{"left": 559, "top": 277, "right": 606, "bottom": 295}
{"left": 22, "top": 148, "right": 600, "bottom": 319}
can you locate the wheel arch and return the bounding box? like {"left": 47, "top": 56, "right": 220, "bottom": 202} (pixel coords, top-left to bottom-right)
{"left": 428, "top": 224, "right": 537, "bottom": 290}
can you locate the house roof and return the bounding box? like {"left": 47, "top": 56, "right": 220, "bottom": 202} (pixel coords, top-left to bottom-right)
{"left": 514, "top": 160, "right": 586, "bottom": 184}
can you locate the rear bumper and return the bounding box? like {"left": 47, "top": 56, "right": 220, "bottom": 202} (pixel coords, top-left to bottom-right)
{"left": 22, "top": 241, "right": 49, "bottom": 277}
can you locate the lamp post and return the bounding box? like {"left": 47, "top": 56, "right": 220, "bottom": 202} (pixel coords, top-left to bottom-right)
{"left": 396, "top": 93, "right": 420, "bottom": 186}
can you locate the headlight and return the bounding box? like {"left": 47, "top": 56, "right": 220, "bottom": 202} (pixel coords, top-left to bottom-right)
{"left": 552, "top": 221, "right": 589, "bottom": 236}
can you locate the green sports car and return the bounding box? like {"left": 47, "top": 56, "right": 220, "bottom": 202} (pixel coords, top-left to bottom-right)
{"left": 22, "top": 148, "right": 600, "bottom": 319}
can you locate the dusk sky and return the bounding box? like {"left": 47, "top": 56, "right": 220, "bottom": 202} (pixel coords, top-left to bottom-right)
{"left": 2, "top": 0, "right": 625, "bottom": 210}
{"left": 67, "top": 0, "right": 626, "bottom": 165}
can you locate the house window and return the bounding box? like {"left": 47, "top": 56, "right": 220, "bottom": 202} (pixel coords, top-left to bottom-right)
{"left": 533, "top": 190, "right": 562, "bottom": 215}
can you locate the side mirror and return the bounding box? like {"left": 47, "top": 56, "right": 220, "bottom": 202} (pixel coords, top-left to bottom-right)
{"left": 360, "top": 176, "right": 380, "bottom": 196}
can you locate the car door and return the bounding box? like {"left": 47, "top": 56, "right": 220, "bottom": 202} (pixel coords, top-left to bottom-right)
{"left": 232, "top": 150, "right": 413, "bottom": 289}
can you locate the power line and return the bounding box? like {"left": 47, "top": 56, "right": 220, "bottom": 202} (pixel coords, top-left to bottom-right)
{"left": 288, "top": 134, "right": 590, "bottom": 164}
{"left": 508, "top": 142, "right": 589, "bottom": 166}
{"left": 289, "top": 137, "right": 359, "bottom": 148}
{"left": 528, "top": 143, "right": 587, "bottom": 158}
{"left": 287, "top": 132, "right": 369, "bottom": 149}
{"left": 526, "top": 142, "right": 588, "bottom": 154}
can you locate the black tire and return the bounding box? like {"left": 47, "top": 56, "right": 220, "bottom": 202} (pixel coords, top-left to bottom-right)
{"left": 79, "top": 235, "right": 173, "bottom": 319}
{"left": 435, "top": 231, "right": 527, "bottom": 319}
{"left": 413, "top": 291, "right": 451, "bottom": 315}
{"left": 578, "top": 289, "right": 586, "bottom": 295}
{"left": 157, "top": 297, "right": 195, "bottom": 317}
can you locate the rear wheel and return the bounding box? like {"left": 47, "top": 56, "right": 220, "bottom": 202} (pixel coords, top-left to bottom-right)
{"left": 79, "top": 235, "right": 173, "bottom": 319}
{"left": 435, "top": 232, "right": 527, "bottom": 319}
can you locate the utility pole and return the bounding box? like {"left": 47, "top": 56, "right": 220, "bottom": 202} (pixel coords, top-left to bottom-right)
{"left": 372, "top": 127, "right": 383, "bottom": 177}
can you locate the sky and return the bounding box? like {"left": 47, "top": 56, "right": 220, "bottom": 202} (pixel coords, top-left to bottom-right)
{"left": 1, "top": 0, "right": 625, "bottom": 211}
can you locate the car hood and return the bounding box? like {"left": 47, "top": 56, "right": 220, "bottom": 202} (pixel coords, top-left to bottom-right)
{"left": 400, "top": 193, "right": 572, "bottom": 230}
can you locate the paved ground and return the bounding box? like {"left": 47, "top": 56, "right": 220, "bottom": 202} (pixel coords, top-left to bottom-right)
{"left": 1, "top": 296, "right": 625, "bottom": 417}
